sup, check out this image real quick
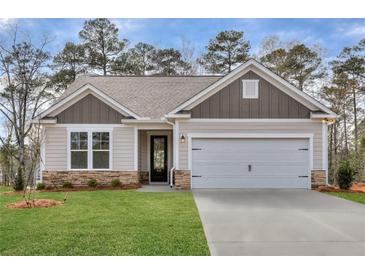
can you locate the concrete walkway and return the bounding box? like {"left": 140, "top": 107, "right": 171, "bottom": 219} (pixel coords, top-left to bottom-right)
{"left": 137, "top": 184, "right": 187, "bottom": 192}
{"left": 193, "top": 189, "right": 365, "bottom": 256}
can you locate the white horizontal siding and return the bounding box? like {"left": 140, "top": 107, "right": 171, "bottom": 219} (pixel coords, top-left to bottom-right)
{"left": 45, "top": 127, "right": 67, "bottom": 170}
{"left": 178, "top": 120, "right": 323, "bottom": 170}
{"left": 113, "top": 127, "right": 135, "bottom": 170}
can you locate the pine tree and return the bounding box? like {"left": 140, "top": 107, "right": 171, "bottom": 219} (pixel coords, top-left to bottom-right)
{"left": 79, "top": 18, "right": 128, "bottom": 75}
{"left": 200, "top": 30, "right": 250, "bottom": 73}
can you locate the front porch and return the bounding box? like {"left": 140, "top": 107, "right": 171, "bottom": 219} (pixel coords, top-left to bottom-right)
{"left": 137, "top": 129, "right": 173, "bottom": 185}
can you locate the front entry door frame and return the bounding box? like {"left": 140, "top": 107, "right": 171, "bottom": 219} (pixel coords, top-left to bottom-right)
{"left": 150, "top": 135, "right": 168, "bottom": 182}
{"left": 146, "top": 131, "right": 172, "bottom": 183}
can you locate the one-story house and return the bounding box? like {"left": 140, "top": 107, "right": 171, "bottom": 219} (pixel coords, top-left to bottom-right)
{"left": 33, "top": 59, "right": 336, "bottom": 190}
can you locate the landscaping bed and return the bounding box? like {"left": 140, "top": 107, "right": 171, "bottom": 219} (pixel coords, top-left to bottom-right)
{"left": 7, "top": 199, "right": 63, "bottom": 209}
{"left": 316, "top": 182, "right": 365, "bottom": 193}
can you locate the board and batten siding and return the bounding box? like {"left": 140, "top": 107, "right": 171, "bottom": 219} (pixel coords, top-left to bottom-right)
{"left": 44, "top": 126, "right": 135, "bottom": 171}
{"left": 190, "top": 71, "right": 311, "bottom": 119}
{"left": 56, "top": 94, "right": 125, "bottom": 124}
{"left": 178, "top": 120, "right": 323, "bottom": 170}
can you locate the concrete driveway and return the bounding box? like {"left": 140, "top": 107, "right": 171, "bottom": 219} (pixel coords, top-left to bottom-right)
{"left": 193, "top": 190, "right": 365, "bottom": 255}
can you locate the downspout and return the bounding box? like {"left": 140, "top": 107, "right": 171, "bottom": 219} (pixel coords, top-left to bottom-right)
{"left": 164, "top": 118, "right": 176, "bottom": 188}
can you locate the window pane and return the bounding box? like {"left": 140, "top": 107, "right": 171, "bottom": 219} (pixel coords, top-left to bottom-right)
{"left": 71, "top": 132, "right": 88, "bottom": 149}
{"left": 71, "top": 132, "right": 79, "bottom": 149}
{"left": 80, "top": 132, "right": 88, "bottom": 149}
{"left": 92, "top": 132, "right": 101, "bottom": 149}
{"left": 92, "top": 132, "right": 109, "bottom": 150}
{"left": 153, "top": 138, "right": 165, "bottom": 169}
{"left": 71, "top": 151, "right": 88, "bottom": 169}
{"left": 101, "top": 132, "right": 110, "bottom": 149}
{"left": 93, "top": 151, "right": 109, "bottom": 169}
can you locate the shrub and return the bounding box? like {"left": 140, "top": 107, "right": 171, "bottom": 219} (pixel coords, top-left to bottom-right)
{"left": 110, "top": 179, "right": 121, "bottom": 187}
{"left": 62, "top": 181, "right": 74, "bottom": 189}
{"left": 87, "top": 179, "right": 98, "bottom": 187}
{"left": 36, "top": 183, "right": 45, "bottom": 190}
{"left": 336, "top": 160, "right": 356, "bottom": 190}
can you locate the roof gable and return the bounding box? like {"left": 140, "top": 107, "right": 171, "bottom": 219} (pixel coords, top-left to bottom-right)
{"left": 57, "top": 94, "right": 125, "bottom": 124}
{"left": 191, "top": 70, "right": 311, "bottom": 119}
{"left": 168, "top": 59, "right": 336, "bottom": 117}
{"left": 36, "top": 84, "right": 142, "bottom": 121}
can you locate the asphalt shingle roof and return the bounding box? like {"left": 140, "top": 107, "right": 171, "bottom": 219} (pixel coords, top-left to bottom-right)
{"left": 63, "top": 75, "right": 221, "bottom": 118}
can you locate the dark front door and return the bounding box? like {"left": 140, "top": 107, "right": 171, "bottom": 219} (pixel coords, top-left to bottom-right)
{"left": 150, "top": 136, "right": 168, "bottom": 182}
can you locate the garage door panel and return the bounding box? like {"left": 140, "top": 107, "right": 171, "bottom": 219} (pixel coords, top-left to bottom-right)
{"left": 191, "top": 138, "right": 310, "bottom": 189}
{"left": 194, "top": 166, "right": 308, "bottom": 176}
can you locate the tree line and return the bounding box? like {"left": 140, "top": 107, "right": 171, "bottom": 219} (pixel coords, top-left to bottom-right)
{"left": 0, "top": 18, "right": 364, "bottom": 190}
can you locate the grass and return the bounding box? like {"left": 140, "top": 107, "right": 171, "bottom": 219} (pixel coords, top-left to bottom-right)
{"left": 0, "top": 185, "right": 12, "bottom": 193}
{"left": 0, "top": 189, "right": 209, "bottom": 256}
{"left": 326, "top": 192, "right": 365, "bottom": 205}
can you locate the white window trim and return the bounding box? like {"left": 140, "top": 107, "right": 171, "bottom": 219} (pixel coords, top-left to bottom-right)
{"left": 242, "top": 79, "right": 259, "bottom": 99}
{"left": 67, "top": 128, "right": 113, "bottom": 171}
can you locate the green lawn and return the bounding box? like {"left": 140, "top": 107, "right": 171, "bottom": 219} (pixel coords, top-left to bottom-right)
{"left": 0, "top": 185, "right": 12, "bottom": 193}
{"left": 0, "top": 190, "right": 209, "bottom": 256}
{"left": 326, "top": 192, "right": 365, "bottom": 205}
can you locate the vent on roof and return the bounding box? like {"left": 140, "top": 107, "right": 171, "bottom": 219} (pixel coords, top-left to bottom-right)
{"left": 242, "top": 79, "right": 259, "bottom": 99}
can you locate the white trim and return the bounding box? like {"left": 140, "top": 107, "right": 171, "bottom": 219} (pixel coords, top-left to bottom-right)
{"left": 187, "top": 133, "right": 314, "bottom": 189}
{"left": 175, "top": 121, "right": 180, "bottom": 169}
{"left": 37, "top": 118, "right": 57, "bottom": 124}
{"left": 311, "top": 113, "right": 337, "bottom": 119}
{"left": 133, "top": 124, "right": 172, "bottom": 130}
{"left": 36, "top": 84, "right": 142, "bottom": 120}
{"left": 40, "top": 131, "right": 46, "bottom": 181}
{"left": 48, "top": 124, "right": 123, "bottom": 128}
{"left": 182, "top": 119, "right": 320, "bottom": 123}
{"left": 167, "top": 59, "right": 335, "bottom": 116}
{"left": 134, "top": 127, "right": 138, "bottom": 171}
{"left": 66, "top": 127, "right": 113, "bottom": 171}
{"left": 242, "top": 79, "right": 259, "bottom": 99}
{"left": 322, "top": 121, "right": 329, "bottom": 185}
{"left": 122, "top": 119, "right": 165, "bottom": 124}
{"left": 164, "top": 113, "right": 191, "bottom": 119}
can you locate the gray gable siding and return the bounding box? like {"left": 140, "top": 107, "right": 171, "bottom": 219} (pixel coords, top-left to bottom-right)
{"left": 190, "top": 71, "right": 311, "bottom": 119}
{"left": 56, "top": 94, "right": 124, "bottom": 124}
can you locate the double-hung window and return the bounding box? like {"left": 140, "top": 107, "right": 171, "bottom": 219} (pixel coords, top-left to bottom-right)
{"left": 92, "top": 132, "right": 110, "bottom": 169}
{"left": 70, "top": 132, "right": 88, "bottom": 169}
{"left": 69, "top": 130, "right": 111, "bottom": 170}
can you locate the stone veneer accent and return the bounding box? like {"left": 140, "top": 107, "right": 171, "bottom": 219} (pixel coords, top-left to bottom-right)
{"left": 174, "top": 170, "right": 191, "bottom": 190}
{"left": 311, "top": 170, "right": 326, "bottom": 187}
{"left": 138, "top": 171, "right": 149, "bottom": 185}
{"left": 42, "top": 170, "right": 144, "bottom": 187}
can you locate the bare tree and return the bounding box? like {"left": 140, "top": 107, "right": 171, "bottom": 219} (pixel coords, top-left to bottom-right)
{"left": 0, "top": 28, "right": 53, "bottom": 190}
{"left": 180, "top": 38, "right": 198, "bottom": 75}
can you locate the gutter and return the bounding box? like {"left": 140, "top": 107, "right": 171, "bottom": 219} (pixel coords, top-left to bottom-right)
{"left": 164, "top": 118, "right": 176, "bottom": 188}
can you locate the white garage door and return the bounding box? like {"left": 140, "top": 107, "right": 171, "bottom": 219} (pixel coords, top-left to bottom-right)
{"left": 191, "top": 138, "right": 310, "bottom": 189}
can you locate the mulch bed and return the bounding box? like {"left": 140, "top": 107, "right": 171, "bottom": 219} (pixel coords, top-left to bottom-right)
{"left": 7, "top": 199, "right": 63, "bottom": 209}
{"left": 316, "top": 183, "right": 365, "bottom": 193}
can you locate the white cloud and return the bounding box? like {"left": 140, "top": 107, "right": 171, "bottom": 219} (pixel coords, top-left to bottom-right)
{"left": 0, "top": 18, "right": 16, "bottom": 31}
{"left": 344, "top": 25, "right": 365, "bottom": 37}
{"left": 111, "top": 19, "right": 143, "bottom": 34}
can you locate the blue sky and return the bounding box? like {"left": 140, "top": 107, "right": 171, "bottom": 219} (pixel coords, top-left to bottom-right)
{"left": 1, "top": 18, "right": 365, "bottom": 61}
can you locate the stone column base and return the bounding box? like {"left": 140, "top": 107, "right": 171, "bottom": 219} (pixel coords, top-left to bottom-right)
{"left": 311, "top": 170, "right": 326, "bottom": 188}
{"left": 174, "top": 170, "right": 191, "bottom": 190}
{"left": 138, "top": 171, "right": 149, "bottom": 185}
